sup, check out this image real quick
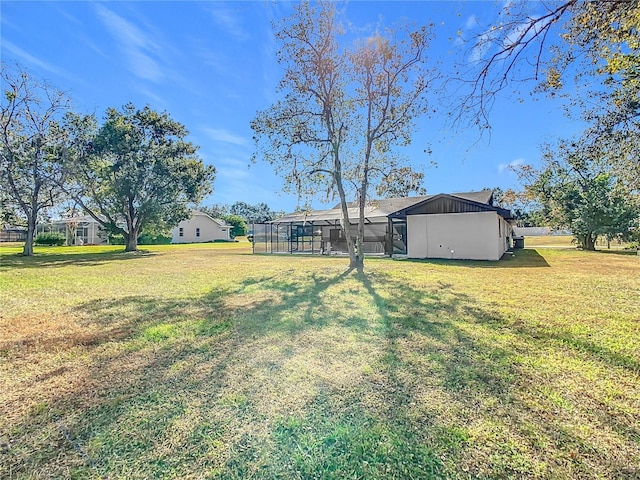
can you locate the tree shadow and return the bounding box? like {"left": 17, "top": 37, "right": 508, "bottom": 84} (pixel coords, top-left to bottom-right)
{"left": 0, "top": 249, "right": 158, "bottom": 270}
{"left": 398, "top": 248, "right": 550, "bottom": 268}
{"left": 3, "top": 263, "right": 637, "bottom": 479}
{"left": 591, "top": 249, "right": 638, "bottom": 256}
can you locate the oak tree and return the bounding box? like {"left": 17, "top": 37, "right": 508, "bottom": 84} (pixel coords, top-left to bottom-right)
{"left": 66, "top": 104, "right": 216, "bottom": 252}
{"left": 515, "top": 139, "right": 638, "bottom": 250}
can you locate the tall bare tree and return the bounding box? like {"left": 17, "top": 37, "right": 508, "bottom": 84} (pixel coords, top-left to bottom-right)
{"left": 252, "top": 1, "right": 433, "bottom": 270}
{"left": 0, "top": 64, "right": 71, "bottom": 255}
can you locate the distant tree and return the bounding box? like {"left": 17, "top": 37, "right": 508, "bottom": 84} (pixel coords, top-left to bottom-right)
{"left": 221, "top": 214, "right": 247, "bottom": 238}
{"left": 516, "top": 141, "right": 638, "bottom": 250}
{"left": 491, "top": 186, "right": 545, "bottom": 227}
{"left": 65, "top": 104, "right": 216, "bottom": 252}
{"left": 252, "top": 0, "right": 433, "bottom": 270}
{"left": 0, "top": 65, "right": 72, "bottom": 255}
{"left": 229, "top": 201, "right": 280, "bottom": 223}
{"left": 199, "top": 203, "right": 230, "bottom": 220}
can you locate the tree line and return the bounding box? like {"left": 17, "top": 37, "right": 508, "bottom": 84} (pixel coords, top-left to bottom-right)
{"left": 0, "top": 64, "right": 281, "bottom": 255}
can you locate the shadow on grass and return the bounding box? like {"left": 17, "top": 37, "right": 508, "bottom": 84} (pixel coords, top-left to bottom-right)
{"left": 3, "top": 264, "right": 638, "bottom": 479}
{"left": 0, "top": 249, "right": 158, "bottom": 270}
{"left": 399, "top": 248, "right": 550, "bottom": 268}
{"left": 591, "top": 248, "right": 639, "bottom": 256}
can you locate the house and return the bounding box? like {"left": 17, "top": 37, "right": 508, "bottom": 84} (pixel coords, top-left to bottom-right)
{"left": 171, "top": 211, "right": 231, "bottom": 243}
{"left": 252, "top": 190, "right": 514, "bottom": 261}
{"left": 0, "top": 225, "right": 27, "bottom": 242}
{"left": 36, "top": 216, "right": 106, "bottom": 245}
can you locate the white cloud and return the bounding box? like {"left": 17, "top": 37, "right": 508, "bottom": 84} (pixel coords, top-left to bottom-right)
{"left": 498, "top": 158, "right": 524, "bottom": 173}
{"left": 95, "top": 4, "right": 164, "bottom": 83}
{"left": 2, "top": 40, "right": 65, "bottom": 77}
{"left": 202, "top": 128, "right": 248, "bottom": 146}
{"left": 207, "top": 4, "right": 249, "bottom": 41}
{"left": 469, "top": 30, "right": 495, "bottom": 63}
{"left": 502, "top": 16, "right": 541, "bottom": 50}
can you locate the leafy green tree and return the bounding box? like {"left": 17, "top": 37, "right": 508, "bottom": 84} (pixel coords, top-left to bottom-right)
{"left": 221, "top": 214, "right": 247, "bottom": 238}
{"left": 464, "top": 2, "right": 639, "bottom": 207}
{"left": 252, "top": 0, "right": 433, "bottom": 270}
{"left": 198, "top": 203, "right": 230, "bottom": 220}
{"left": 517, "top": 141, "right": 638, "bottom": 250}
{"left": 0, "top": 65, "right": 72, "bottom": 255}
{"left": 229, "top": 201, "right": 280, "bottom": 223}
{"left": 66, "top": 104, "right": 216, "bottom": 252}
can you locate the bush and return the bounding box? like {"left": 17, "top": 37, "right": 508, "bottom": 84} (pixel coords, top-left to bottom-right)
{"left": 108, "top": 234, "right": 125, "bottom": 245}
{"left": 138, "top": 233, "right": 172, "bottom": 245}
{"left": 35, "top": 232, "right": 66, "bottom": 246}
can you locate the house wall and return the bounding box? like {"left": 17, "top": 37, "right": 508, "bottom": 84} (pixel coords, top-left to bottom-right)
{"left": 172, "top": 214, "right": 230, "bottom": 243}
{"left": 407, "top": 211, "right": 507, "bottom": 261}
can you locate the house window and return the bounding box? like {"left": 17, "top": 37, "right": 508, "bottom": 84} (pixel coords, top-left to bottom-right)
{"left": 179, "top": 227, "right": 184, "bottom": 237}
{"left": 498, "top": 219, "right": 502, "bottom": 237}
{"left": 196, "top": 227, "right": 200, "bottom": 238}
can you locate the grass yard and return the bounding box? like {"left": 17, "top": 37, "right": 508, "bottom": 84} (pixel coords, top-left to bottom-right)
{"left": 523, "top": 235, "right": 633, "bottom": 250}
{"left": 1, "top": 243, "right": 639, "bottom": 479}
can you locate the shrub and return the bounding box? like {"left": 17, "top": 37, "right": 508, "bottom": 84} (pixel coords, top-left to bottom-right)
{"left": 35, "top": 232, "right": 66, "bottom": 246}
{"left": 108, "top": 234, "right": 125, "bottom": 245}
{"left": 138, "top": 233, "right": 172, "bottom": 245}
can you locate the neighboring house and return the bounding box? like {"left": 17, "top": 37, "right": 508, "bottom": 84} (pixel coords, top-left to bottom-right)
{"left": 0, "top": 225, "right": 27, "bottom": 242}
{"left": 171, "top": 211, "right": 231, "bottom": 243}
{"left": 36, "top": 216, "right": 107, "bottom": 245}
{"left": 253, "top": 190, "right": 514, "bottom": 261}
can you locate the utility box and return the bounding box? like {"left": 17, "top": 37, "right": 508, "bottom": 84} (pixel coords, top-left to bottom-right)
{"left": 513, "top": 236, "right": 525, "bottom": 249}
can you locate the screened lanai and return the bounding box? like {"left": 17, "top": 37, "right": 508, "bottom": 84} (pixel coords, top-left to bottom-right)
{"left": 251, "top": 203, "right": 409, "bottom": 256}
{"left": 251, "top": 190, "right": 501, "bottom": 258}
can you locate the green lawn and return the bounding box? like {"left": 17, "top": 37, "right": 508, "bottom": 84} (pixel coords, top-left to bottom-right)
{"left": 1, "top": 243, "right": 638, "bottom": 479}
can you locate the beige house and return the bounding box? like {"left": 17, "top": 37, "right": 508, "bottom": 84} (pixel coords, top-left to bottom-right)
{"left": 172, "top": 211, "right": 231, "bottom": 243}
{"left": 253, "top": 190, "right": 514, "bottom": 261}
{"left": 390, "top": 193, "right": 513, "bottom": 261}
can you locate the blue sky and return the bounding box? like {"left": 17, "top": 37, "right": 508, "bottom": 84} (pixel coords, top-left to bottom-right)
{"left": 1, "top": 1, "right": 586, "bottom": 213}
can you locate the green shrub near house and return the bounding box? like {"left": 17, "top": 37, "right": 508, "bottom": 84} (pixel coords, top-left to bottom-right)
{"left": 34, "top": 232, "right": 66, "bottom": 246}
{"left": 137, "top": 232, "right": 172, "bottom": 245}
{"left": 108, "top": 232, "right": 171, "bottom": 245}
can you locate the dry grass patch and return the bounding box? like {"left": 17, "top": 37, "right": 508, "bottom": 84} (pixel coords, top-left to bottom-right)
{"left": 0, "top": 243, "right": 638, "bottom": 479}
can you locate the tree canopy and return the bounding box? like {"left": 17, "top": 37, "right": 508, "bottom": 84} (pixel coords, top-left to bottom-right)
{"left": 66, "top": 104, "right": 216, "bottom": 252}
{"left": 514, "top": 139, "right": 638, "bottom": 250}
{"left": 462, "top": 1, "right": 639, "bottom": 127}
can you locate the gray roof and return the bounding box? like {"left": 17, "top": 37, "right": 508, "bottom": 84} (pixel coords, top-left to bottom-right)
{"left": 272, "top": 190, "right": 495, "bottom": 224}
{"left": 192, "top": 210, "right": 231, "bottom": 227}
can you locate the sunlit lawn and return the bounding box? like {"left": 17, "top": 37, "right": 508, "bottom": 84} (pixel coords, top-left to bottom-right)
{"left": 1, "top": 242, "right": 638, "bottom": 479}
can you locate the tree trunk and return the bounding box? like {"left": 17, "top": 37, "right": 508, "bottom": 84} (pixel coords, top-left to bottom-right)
{"left": 23, "top": 219, "right": 35, "bottom": 256}
{"left": 583, "top": 233, "right": 596, "bottom": 251}
{"left": 124, "top": 232, "right": 138, "bottom": 252}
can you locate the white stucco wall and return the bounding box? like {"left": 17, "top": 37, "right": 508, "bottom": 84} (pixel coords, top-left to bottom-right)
{"left": 407, "top": 211, "right": 508, "bottom": 261}
{"left": 172, "top": 213, "right": 230, "bottom": 243}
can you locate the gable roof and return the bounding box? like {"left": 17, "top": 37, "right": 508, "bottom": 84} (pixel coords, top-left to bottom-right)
{"left": 271, "top": 190, "right": 501, "bottom": 224}
{"left": 191, "top": 210, "right": 231, "bottom": 227}
{"left": 388, "top": 193, "right": 512, "bottom": 220}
